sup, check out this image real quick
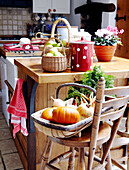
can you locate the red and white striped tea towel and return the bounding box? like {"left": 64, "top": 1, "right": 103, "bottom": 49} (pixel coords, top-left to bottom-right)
{"left": 7, "top": 79, "right": 28, "bottom": 138}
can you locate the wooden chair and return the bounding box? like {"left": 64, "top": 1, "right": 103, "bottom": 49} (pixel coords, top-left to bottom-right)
{"left": 111, "top": 103, "right": 129, "bottom": 170}
{"left": 31, "top": 77, "right": 129, "bottom": 170}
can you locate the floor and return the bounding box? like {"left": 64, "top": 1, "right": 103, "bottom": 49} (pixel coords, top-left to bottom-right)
{"left": 0, "top": 97, "right": 24, "bottom": 170}
{"left": 0, "top": 95, "right": 127, "bottom": 170}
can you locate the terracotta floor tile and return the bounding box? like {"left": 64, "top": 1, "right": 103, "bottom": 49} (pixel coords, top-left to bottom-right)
{"left": 0, "top": 119, "right": 8, "bottom": 129}
{"left": 0, "top": 139, "right": 17, "bottom": 154}
{"left": 0, "top": 128, "right": 12, "bottom": 140}
{"left": 2, "top": 152, "right": 23, "bottom": 170}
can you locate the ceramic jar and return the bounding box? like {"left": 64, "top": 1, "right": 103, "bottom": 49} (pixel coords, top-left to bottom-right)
{"left": 71, "top": 39, "right": 94, "bottom": 72}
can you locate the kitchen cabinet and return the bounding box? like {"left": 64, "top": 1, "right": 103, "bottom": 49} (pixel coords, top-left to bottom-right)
{"left": 33, "top": 0, "right": 70, "bottom": 14}
{"left": 0, "top": 0, "right": 32, "bottom": 7}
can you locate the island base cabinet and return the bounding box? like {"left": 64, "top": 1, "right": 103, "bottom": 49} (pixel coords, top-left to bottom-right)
{"left": 16, "top": 65, "right": 129, "bottom": 169}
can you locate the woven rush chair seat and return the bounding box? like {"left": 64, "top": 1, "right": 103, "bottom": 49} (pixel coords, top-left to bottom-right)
{"left": 31, "top": 78, "right": 129, "bottom": 170}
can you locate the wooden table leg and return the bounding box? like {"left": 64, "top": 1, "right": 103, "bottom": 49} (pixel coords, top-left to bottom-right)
{"left": 26, "top": 76, "right": 38, "bottom": 170}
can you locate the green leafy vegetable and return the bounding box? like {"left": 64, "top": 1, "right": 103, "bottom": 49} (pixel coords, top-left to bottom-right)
{"left": 66, "top": 65, "right": 115, "bottom": 104}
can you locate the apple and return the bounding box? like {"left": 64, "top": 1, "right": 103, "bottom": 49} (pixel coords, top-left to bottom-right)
{"left": 46, "top": 40, "right": 56, "bottom": 46}
{"left": 46, "top": 44, "right": 53, "bottom": 48}
{"left": 46, "top": 53, "right": 54, "bottom": 56}
{"left": 62, "top": 39, "right": 68, "bottom": 47}
{"left": 53, "top": 51, "right": 63, "bottom": 57}
{"left": 52, "top": 43, "right": 61, "bottom": 47}
{"left": 49, "top": 47, "right": 58, "bottom": 53}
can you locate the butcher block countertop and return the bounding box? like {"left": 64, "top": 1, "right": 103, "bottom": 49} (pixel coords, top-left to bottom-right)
{"left": 14, "top": 56, "right": 129, "bottom": 84}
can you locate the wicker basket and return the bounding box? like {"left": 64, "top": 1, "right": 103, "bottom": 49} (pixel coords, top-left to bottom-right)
{"left": 31, "top": 83, "right": 96, "bottom": 138}
{"left": 42, "top": 37, "right": 67, "bottom": 72}
{"left": 51, "top": 17, "right": 72, "bottom": 67}
{"left": 31, "top": 108, "right": 92, "bottom": 138}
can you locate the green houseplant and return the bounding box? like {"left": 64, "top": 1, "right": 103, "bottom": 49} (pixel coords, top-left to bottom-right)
{"left": 94, "top": 26, "right": 124, "bottom": 61}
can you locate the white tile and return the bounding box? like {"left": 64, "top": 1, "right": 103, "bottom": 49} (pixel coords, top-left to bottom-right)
{"left": 13, "top": 15, "right": 17, "bottom": 20}
{"left": 3, "top": 25, "right": 7, "bottom": 30}
{"left": 3, "top": 20, "right": 7, "bottom": 24}
{"left": 13, "top": 20, "right": 17, "bottom": 25}
{"left": 8, "top": 31, "right": 13, "bottom": 35}
{"left": 3, "top": 15, "right": 7, "bottom": 20}
{"left": 13, "top": 25, "right": 17, "bottom": 30}
{"left": 8, "top": 20, "right": 12, "bottom": 25}
{"left": 8, "top": 25, "right": 12, "bottom": 30}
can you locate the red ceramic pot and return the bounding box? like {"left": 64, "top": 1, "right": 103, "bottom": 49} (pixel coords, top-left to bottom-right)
{"left": 71, "top": 39, "right": 94, "bottom": 72}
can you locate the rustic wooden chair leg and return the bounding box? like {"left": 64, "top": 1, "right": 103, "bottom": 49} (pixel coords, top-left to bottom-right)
{"left": 127, "top": 144, "right": 129, "bottom": 170}
{"left": 102, "top": 118, "right": 122, "bottom": 163}
{"left": 68, "top": 147, "right": 76, "bottom": 170}
{"left": 77, "top": 148, "right": 86, "bottom": 170}
{"left": 123, "top": 145, "right": 128, "bottom": 164}
{"left": 126, "top": 104, "right": 129, "bottom": 133}
{"left": 105, "top": 152, "right": 112, "bottom": 170}
{"left": 40, "top": 137, "right": 52, "bottom": 170}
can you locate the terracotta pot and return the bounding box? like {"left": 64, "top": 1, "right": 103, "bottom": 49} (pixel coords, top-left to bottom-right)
{"left": 94, "top": 45, "right": 117, "bottom": 62}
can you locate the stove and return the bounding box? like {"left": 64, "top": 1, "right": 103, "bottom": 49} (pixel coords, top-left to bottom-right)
{"left": 0, "top": 46, "right": 43, "bottom": 57}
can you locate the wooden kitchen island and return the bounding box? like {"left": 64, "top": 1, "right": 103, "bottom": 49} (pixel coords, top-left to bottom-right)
{"left": 14, "top": 56, "right": 129, "bottom": 170}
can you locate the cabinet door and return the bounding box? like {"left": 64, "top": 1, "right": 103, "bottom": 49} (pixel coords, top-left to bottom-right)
{"left": 51, "top": 0, "right": 70, "bottom": 14}
{"left": 33, "top": 0, "right": 70, "bottom": 14}
{"left": 0, "top": 0, "right": 31, "bottom": 7}
{"left": 115, "top": 0, "right": 128, "bottom": 59}
{"left": 33, "top": 0, "right": 51, "bottom": 13}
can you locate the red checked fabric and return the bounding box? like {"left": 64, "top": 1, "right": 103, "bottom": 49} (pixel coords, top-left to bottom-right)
{"left": 7, "top": 79, "right": 28, "bottom": 138}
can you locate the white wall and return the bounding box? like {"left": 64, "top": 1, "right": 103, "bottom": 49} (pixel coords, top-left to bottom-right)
{"left": 68, "top": 0, "right": 86, "bottom": 29}
{"left": 68, "top": 0, "right": 117, "bottom": 29}
{"left": 92, "top": 0, "right": 117, "bottom": 28}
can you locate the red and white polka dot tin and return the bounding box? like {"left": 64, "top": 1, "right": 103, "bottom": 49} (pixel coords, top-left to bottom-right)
{"left": 71, "top": 38, "right": 94, "bottom": 72}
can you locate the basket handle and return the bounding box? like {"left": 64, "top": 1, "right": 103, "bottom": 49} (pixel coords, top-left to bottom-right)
{"left": 51, "top": 17, "right": 71, "bottom": 45}
{"left": 42, "top": 37, "right": 66, "bottom": 56}
{"left": 56, "top": 83, "right": 96, "bottom": 99}
{"left": 35, "top": 32, "right": 51, "bottom": 39}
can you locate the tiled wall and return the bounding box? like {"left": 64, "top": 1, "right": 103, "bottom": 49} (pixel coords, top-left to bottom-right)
{"left": 0, "top": 7, "right": 32, "bottom": 36}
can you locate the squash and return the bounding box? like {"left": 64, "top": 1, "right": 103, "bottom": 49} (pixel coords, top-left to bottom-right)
{"left": 77, "top": 103, "right": 94, "bottom": 119}
{"left": 52, "top": 106, "right": 80, "bottom": 124}
{"left": 41, "top": 107, "right": 54, "bottom": 121}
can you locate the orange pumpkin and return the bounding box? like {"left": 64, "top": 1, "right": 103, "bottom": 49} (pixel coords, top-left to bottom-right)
{"left": 41, "top": 107, "right": 54, "bottom": 121}
{"left": 52, "top": 106, "right": 80, "bottom": 124}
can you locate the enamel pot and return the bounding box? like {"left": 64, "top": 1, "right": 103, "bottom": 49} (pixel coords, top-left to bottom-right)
{"left": 71, "top": 39, "right": 94, "bottom": 72}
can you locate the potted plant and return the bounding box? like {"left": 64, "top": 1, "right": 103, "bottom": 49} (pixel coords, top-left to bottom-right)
{"left": 66, "top": 65, "right": 115, "bottom": 105}
{"left": 94, "top": 26, "right": 124, "bottom": 61}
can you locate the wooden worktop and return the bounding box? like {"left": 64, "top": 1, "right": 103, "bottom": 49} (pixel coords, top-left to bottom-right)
{"left": 14, "top": 56, "right": 129, "bottom": 84}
